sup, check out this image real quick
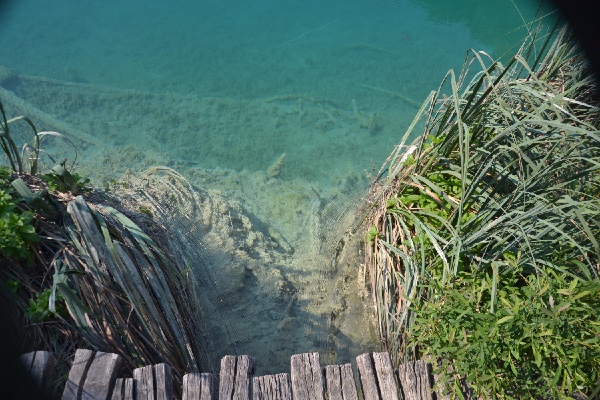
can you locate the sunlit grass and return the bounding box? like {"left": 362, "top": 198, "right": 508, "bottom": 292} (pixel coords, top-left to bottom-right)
{"left": 364, "top": 24, "right": 600, "bottom": 398}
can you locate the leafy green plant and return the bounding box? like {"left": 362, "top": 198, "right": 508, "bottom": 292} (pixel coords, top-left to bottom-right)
{"left": 0, "top": 166, "right": 10, "bottom": 185}
{"left": 0, "top": 188, "right": 39, "bottom": 260}
{"left": 138, "top": 205, "right": 152, "bottom": 216}
{"left": 42, "top": 162, "right": 91, "bottom": 195}
{"left": 363, "top": 24, "right": 600, "bottom": 398}
{"left": 409, "top": 269, "right": 600, "bottom": 399}
{"left": 0, "top": 99, "right": 40, "bottom": 175}
{"left": 26, "top": 289, "right": 53, "bottom": 322}
{"left": 26, "top": 288, "right": 68, "bottom": 322}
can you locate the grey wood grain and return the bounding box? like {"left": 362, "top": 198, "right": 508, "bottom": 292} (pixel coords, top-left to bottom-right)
{"left": 111, "top": 378, "right": 124, "bottom": 400}
{"left": 325, "top": 365, "right": 343, "bottom": 400}
{"left": 81, "top": 351, "right": 123, "bottom": 400}
{"left": 111, "top": 378, "right": 134, "bottom": 400}
{"left": 62, "top": 349, "right": 95, "bottom": 400}
{"left": 199, "top": 373, "right": 217, "bottom": 400}
{"left": 290, "top": 352, "right": 324, "bottom": 400}
{"left": 20, "top": 351, "right": 56, "bottom": 390}
{"left": 356, "top": 353, "right": 379, "bottom": 400}
{"left": 154, "top": 363, "right": 173, "bottom": 400}
{"left": 19, "top": 352, "right": 35, "bottom": 375}
{"left": 397, "top": 360, "right": 434, "bottom": 400}
{"left": 253, "top": 373, "right": 291, "bottom": 400}
{"left": 325, "top": 364, "right": 358, "bottom": 400}
{"left": 219, "top": 356, "right": 236, "bottom": 400}
{"left": 182, "top": 373, "right": 200, "bottom": 400}
{"left": 133, "top": 365, "right": 155, "bottom": 400}
{"left": 340, "top": 364, "right": 359, "bottom": 400}
{"left": 183, "top": 372, "right": 217, "bottom": 400}
{"left": 219, "top": 355, "right": 256, "bottom": 400}
{"left": 124, "top": 378, "right": 135, "bottom": 400}
{"left": 111, "top": 378, "right": 133, "bottom": 400}
{"left": 372, "top": 352, "right": 399, "bottom": 400}
{"left": 233, "top": 355, "right": 256, "bottom": 400}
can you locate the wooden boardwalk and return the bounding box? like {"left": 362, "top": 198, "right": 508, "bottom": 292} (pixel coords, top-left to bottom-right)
{"left": 20, "top": 350, "right": 436, "bottom": 400}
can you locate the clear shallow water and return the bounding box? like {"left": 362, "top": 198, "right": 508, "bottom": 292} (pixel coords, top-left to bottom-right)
{"left": 0, "top": 0, "right": 550, "bottom": 181}
{"left": 0, "top": 0, "right": 556, "bottom": 374}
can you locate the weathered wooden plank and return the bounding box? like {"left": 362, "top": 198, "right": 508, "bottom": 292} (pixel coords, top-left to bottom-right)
{"left": 219, "top": 355, "right": 256, "bottom": 400}
{"left": 356, "top": 353, "right": 379, "bottom": 400}
{"left": 397, "top": 360, "right": 434, "bottom": 400}
{"left": 110, "top": 378, "right": 134, "bottom": 400}
{"left": 112, "top": 378, "right": 124, "bottom": 400}
{"left": 183, "top": 372, "right": 217, "bottom": 400}
{"left": 253, "top": 373, "right": 292, "bottom": 400}
{"left": 372, "top": 352, "right": 399, "bottom": 400}
{"left": 183, "top": 373, "right": 201, "bottom": 400}
{"left": 154, "top": 363, "right": 173, "bottom": 400}
{"left": 325, "top": 364, "right": 358, "bottom": 400}
{"left": 234, "top": 355, "right": 256, "bottom": 400}
{"left": 81, "top": 351, "right": 123, "bottom": 400}
{"left": 124, "top": 378, "right": 135, "bottom": 400}
{"left": 62, "top": 349, "right": 95, "bottom": 400}
{"left": 290, "top": 352, "right": 324, "bottom": 400}
{"left": 340, "top": 364, "right": 359, "bottom": 400}
{"left": 219, "top": 356, "right": 236, "bottom": 400}
{"left": 325, "top": 365, "right": 343, "bottom": 400}
{"left": 20, "top": 351, "right": 36, "bottom": 372}
{"left": 19, "top": 351, "right": 56, "bottom": 390}
{"left": 200, "top": 374, "right": 218, "bottom": 400}
{"left": 133, "top": 365, "right": 155, "bottom": 400}
{"left": 33, "top": 350, "right": 56, "bottom": 390}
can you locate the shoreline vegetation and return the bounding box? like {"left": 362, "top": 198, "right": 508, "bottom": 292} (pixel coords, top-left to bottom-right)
{"left": 364, "top": 24, "right": 600, "bottom": 398}
{"left": 0, "top": 113, "right": 210, "bottom": 395}
{"left": 1, "top": 22, "right": 599, "bottom": 400}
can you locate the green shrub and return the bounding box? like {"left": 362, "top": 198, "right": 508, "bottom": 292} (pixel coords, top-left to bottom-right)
{"left": 0, "top": 188, "right": 39, "bottom": 260}
{"left": 364, "top": 25, "right": 600, "bottom": 399}
{"left": 409, "top": 269, "right": 600, "bottom": 399}
{"left": 25, "top": 287, "right": 68, "bottom": 322}
{"left": 26, "top": 288, "right": 53, "bottom": 322}
{"left": 42, "top": 163, "right": 91, "bottom": 195}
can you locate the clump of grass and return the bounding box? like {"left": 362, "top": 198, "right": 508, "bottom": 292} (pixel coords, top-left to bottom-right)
{"left": 0, "top": 99, "right": 210, "bottom": 395}
{"left": 364, "top": 24, "right": 600, "bottom": 399}
{"left": 0, "top": 100, "right": 40, "bottom": 174}
{"left": 59, "top": 195, "right": 208, "bottom": 384}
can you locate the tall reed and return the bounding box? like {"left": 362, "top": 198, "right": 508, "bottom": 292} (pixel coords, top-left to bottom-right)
{"left": 364, "top": 24, "right": 600, "bottom": 398}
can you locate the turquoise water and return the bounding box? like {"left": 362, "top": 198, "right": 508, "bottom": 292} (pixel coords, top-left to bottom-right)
{"left": 0, "top": 0, "right": 551, "bottom": 183}
{"left": 0, "top": 0, "right": 557, "bottom": 374}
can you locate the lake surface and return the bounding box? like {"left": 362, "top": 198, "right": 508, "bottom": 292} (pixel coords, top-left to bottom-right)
{"left": 0, "top": 0, "right": 552, "bottom": 183}
{"left": 0, "top": 0, "right": 556, "bottom": 374}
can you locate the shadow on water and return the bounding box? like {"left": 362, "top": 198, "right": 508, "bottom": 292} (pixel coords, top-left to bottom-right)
{"left": 109, "top": 167, "right": 380, "bottom": 375}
